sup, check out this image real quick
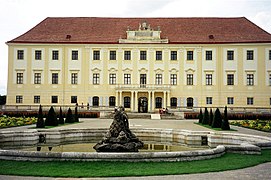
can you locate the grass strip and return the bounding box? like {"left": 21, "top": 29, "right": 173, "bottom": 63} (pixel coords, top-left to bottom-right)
{"left": 194, "top": 122, "right": 237, "bottom": 131}
{"left": 0, "top": 150, "right": 270, "bottom": 178}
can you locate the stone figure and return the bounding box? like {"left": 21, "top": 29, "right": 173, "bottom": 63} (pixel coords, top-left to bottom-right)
{"left": 93, "top": 106, "right": 144, "bottom": 152}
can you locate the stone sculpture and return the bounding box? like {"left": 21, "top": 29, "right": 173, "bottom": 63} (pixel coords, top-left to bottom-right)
{"left": 93, "top": 106, "right": 144, "bottom": 152}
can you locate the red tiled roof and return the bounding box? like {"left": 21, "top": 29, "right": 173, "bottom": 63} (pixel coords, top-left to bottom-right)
{"left": 7, "top": 17, "right": 271, "bottom": 44}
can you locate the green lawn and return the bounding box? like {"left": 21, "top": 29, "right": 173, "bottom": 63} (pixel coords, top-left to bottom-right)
{"left": 195, "top": 122, "right": 237, "bottom": 131}
{"left": 0, "top": 150, "right": 271, "bottom": 178}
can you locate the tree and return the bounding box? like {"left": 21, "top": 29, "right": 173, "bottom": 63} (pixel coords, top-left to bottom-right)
{"left": 198, "top": 108, "right": 203, "bottom": 123}
{"left": 45, "top": 106, "right": 58, "bottom": 126}
{"left": 212, "top": 108, "right": 222, "bottom": 128}
{"left": 209, "top": 108, "right": 213, "bottom": 126}
{"left": 36, "top": 105, "right": 45, "bottom": 128}
{"left": 202, "top": 107, "right": 209, "bottom": 125}
{"left": 58, "top": 107, "right": 64, "bottom": 124}
{"left": 74, "top": 106, "right": 79, "bottom": 122}
{"left": 221, "top": 106, "right": 230, "bottom": 130}
{"left": 65, "top": 108, "right": 74, "bottom": 123}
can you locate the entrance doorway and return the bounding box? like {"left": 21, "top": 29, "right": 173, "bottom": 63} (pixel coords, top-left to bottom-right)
{"left": 138, "top": 97, "right": 148, "bottom": 113}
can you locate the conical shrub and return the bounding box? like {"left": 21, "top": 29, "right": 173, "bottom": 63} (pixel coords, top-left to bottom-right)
{"left": 222, "top": 106, "right": 230, "bottom": 130}
{"left": 59, "top": 107, "right": 64, "bottom": 124}
{"left": 209, "top": 108, "right": 213, "bottom": 126}
{"left": 202, "top": 107, "right": 209, "bottom": 125}
{"left": 212, "top": 108, "right": 222, "bottom": 128}
{"left": 198, "top": 108, "right": 203, "bottom": 123}
{"left": 45, "top": 106, "right": 58, "bottom": 126}
{"left": 74, "top": 106, "right": 79, "bottom": 122}
{"left": 65, "top": 108, "right": 74, "bottom": 123}
{"left": 36, "top": 105, "right": 45, "bottom": 128}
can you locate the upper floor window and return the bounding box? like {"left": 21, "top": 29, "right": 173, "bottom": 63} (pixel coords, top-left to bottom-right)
{"left": 124, "top": 51, "right": 131, "bottom": 60}
{"left": 187, "top": 51, "right": 193, "bottom": 60}
{"left": 34, "top": 96, "right": 40, "bottom": 104}
{"left": 170, "top": 74, "right": 177, "bottom": 85}
{"left": 206, "top": 74, "right": 212, "bottom": 85}
{"left": 109, "top": 73, "right": 116, "bottom": 85}
{"left": 187, "top": 74, "right": 193, "bottom": 85}
{"left": 140, "top": 51, "right": 147, "bottom": 60}
{"left": 35, "top": 50, "right": 42, "bottom": 60}
{"left": 109, "top": 51, "right": 116, "bottom": 60}
{"left": 52, "top": 73, "right": 58, "bottom": 84}
{"left": 17, "top": 50, "right": 24, "bottom": 60}
{"left": 247, "top": 50, "right": 254, "bottom": 60}
{"left": 227, "top": 50, "right": 234, "bottom": 60}
{"left": 156, "top": 51, "right": 162, "bottom": 60}
{"left": 155, "top": 74, "right": 162, "bottom": 85}
{"left": 16, "top": 95, "right": 23, "bottom": 103}
{"left": 171, "top": 51, "right": 177, "bottom": 60}
{"left": 93, "top": 73, "right": 100, "bottom": 85}
{"left": 206, "top": 97, "right": 213, "bottom": 104}
{"left": 227, "top": 74, "right": 234, "bottom": 85}
{"left": 34, "top": 73, "right": 41, "bottom": 84}
{"left": 206, "top": 51, "right": 212, "bottom": 60}
{"left": 247, "top": 74, "right": 254, "bottom": 86}
{"left": 247, "top": 97, "right": 254, "bottom": 105}
{"left": 72, "top": 50, "right": 78, "bottom": 60}
{"left": 269, "top": 50, "right": 271, "bottom": 60}
{"left": 124, "top": 74, "right": 131, "bottom": 84}
{"left": 93, "top": 50, "right": 100, "bottom": 60}
{"left": 16, "top": 73, "right": 23, "bottom": 84}
{"left": 52, "top": 50, "right": 59, "bottom": 60}
{"left": 71, "top": 73, "right": 78, "bottom": 84}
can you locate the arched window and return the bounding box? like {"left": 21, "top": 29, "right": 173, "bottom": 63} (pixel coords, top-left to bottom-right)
{"left": 109, "top": 96, "right": 116, "bottom": 107}
{"left": 187, "top": 97, "right": 193, "bottom": 108}
{"left": 124, "top": 96, "right": 130, "bottom": 108}
{"left": 155, "top": 97, "right": 162, "bottom": 108}
{"left": 170, "top": 97, "right": 177, "bottom": 108}
{"left": 93, "top": 96, "right": 99, "bottom": 107}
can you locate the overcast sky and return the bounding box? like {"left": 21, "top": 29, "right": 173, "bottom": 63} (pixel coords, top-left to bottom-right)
{"left": 0, "top": 0, "right": 271, "bottom": 95}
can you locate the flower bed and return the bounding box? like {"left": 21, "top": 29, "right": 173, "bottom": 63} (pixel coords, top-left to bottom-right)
{"left": 0, "top": 116, "right": 37, "bottom": 128}
{"left": 230, "top": 119, "right": 271, "bottom": 132}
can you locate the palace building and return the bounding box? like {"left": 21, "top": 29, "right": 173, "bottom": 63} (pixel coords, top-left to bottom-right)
{"left": 6, "top": 17, "right": 271, "bottom": 112}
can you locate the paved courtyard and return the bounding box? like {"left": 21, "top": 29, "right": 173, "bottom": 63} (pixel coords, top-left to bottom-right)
{"left": 0, "top": 118, "right": 270, "bottom": 179}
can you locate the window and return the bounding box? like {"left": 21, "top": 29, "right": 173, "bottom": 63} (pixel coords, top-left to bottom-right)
{"left": 51, "top": 96, "right": 58, "bottom": 103}
{"left": 187, "top": 97, "right": 193, "bottom": 108}
{"left": 16, "top": 96, "right": 23, "bottom": 103}
{"left": 93, "top": 73, "right": 100, "bottom": 85}
{"left": 34, "top": 96, "right": 40, "bottom": 104}
{"left": 71, "top": 73, "right": 78, "bottom": 84}
{"left": 227, "top": 97, "right": 234, "bottom": 105}
{"left": 269, "top": 50, "right": 271, "bottom": 60}
{"left": 140, "top": 51, "right": 147, "bottom": 60}
{"left": 124, "top": 74, "right": 131, "bottom": 84}
{"left": 247, "top": 50, "right": 254, "bottom": 60}
{"left": 109, "top": 51, "right": 116, "bottom": 60}
{"left": 93, "top": 96, "right": 99, "bottom": 106}
{"left": 206, "top": 74, "right": 212, "bottom": 85}
{"left": 156, "top": 51, "right": 162, "bottom": 60}
{"left": 140, "top": 74, "right": 147, "bottom": 87}
{"left": 227, "top": 74, "right": 234, "bottom": 85}
{"left": 270, "top": 98, "right": 271, "bottom": 106}
{"left": 269, "top": 74, "right": 271, "bottom": 86}
{"left": 109, "top": 73, "right": 116, "bottom": 85}
{"left": 247, "top": 74, "right": 254, "bottom": 86}
{"left": 155, "top": 74, "right": 162, "bottom": 85}
{"left": 72, "top": 50, "right": 78, "bottom": 60}
{"left": 52, "top": 73, "right": 58, "bottom": 84}
{"left": 35, "top": 50, "right": 42, "bottom": 60}
{"left": 206, "top": 51, "right": 212, "bottom": 60}
{"left": 170, "top": 97, "right": 177, "bottom": 108}
{"left": 170, "top": 74, "right": 177, "bottom": 85}
{"left": 16, "top": 73, "right": 23, "bottom": 84}
{"left": 71, "top": 96, "right": 77, "bottom": 104}
{"left": 109, "top": 96, "right": 116, "bottom": 107}
{"left": 93, "top": 50, "right": 100, "bottom": 60}
{"left": 17, "top": 50, "right": 24, "bottom": 60}
{"left": 155, "top": 97, "right": 162, "bottom": 108}
{"left": 187, "top": 51, "right": 193, "bottom": 60}
{"left": 52, "top": 50, "right": 59, "bottom": 60}
{"left": 34, "top": 73, "right": 41, "bottom": 84}
{"left": 171, "top": 51, "right": 177, "bottom": 60}
{"left": 206, "top": 97, "right": 213, "bottom": 104}
{"left": 247, "top": 97, "right": 254, "bottom": 105}
{"left": 187, "top": 74, "right": 193, "bottom": 85}
{"left": 227, "top": 50, "right": 234, "bottom": 60}
{"left": 124, "top": 97, "right": 131, "bottom": 108}
{"left": 124, "top": 51, "right": 131, "bottom": 60}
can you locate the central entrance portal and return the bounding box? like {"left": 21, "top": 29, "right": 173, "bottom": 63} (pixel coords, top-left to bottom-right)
{"left": 138, "top": 97, "right": 148, "bottom": 113}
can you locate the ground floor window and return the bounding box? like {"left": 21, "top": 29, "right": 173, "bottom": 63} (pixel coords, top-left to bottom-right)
{"left": 109, "top": 96, "right": 116, "bottom": 107}
{"left": 34, "top": 96, "right": 40, "bottom": 104}
{"left": 247, "top": 97, "right": 254, "bottom": 105}
{"left": 71, "top": 96, "right": 77, "bottom": 104}
{"left": 206, "top": 97, "right": 212, "bottom": 104}
{"left": 187, "top": 97, "right": 193, "bottom": 108}
{"left": 93, "top": 96, "right": 99, "bottom": 106}
{"left": 16, "top": 95, "right": 23, "bottom": 103}
{"left": 124, "top": 96, "right": 130, "bottom": 108}
{"left": 51, "top": 96, "right": 58, "bottom": 103}
{"left": 170, "top": 97, "right": 177, "bottom": 108}
{"left": 155, "top": 97, "right": 162, "bottom": 108}
{"left": 227, "top": 97, "right": 234, "bottom": 105}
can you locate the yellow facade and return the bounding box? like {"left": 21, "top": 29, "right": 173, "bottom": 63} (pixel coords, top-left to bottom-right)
{"left": 6, "top": 42, "right": 271, "bottom": 112}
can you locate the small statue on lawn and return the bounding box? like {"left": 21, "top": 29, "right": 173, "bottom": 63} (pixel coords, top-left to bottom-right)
{"left": 93, "top": 106, "right": 144, "bottom": 152}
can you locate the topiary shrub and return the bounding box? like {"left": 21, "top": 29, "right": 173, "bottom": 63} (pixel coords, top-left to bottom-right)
{"left": 222, "top": 106, "right": 230, "bottom": 130}
{"left": 36, "top": 105, "right": 45, "bottom": 128}
{"left": 198, "top": 109, "right": 203, "bottom": 123}
{"left": 209, "top": 108, "right": 213, "bottom": 126}
{"left": 65, "top": 108, "right": 74, "bottom": 123}
{"left": 58, "top": 107, "right": 64, "bottom": 124}
{"left": 74, "top": 106, "right": 79, "bottom": 122}
{"left": 212, "top": 108, "right": 222, "bottom": 128}
{"left": 202, "top": 107, "right": 209, "bottom": 125}
{"left": 45, "top": 106, "right": 58, "bottom": 126}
